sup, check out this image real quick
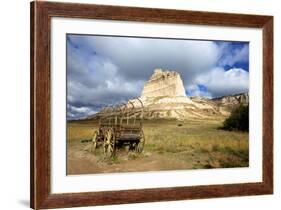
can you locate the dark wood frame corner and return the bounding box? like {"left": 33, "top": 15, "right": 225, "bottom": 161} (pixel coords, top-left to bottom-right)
{"left": 30, "top": 1, "right": 273, "bottom": 209}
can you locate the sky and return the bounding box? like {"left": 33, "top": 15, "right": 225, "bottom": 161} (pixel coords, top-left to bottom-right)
{"left": 67, "top": 34, "right": 249, "bottom": 119}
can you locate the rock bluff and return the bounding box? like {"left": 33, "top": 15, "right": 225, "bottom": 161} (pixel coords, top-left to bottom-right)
{"left": 141, "top": 69, "right": 186, "bottom": 98}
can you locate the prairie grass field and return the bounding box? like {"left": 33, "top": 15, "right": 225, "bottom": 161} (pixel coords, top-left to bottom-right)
{"left": 67, "top": 118, "right": 249, "bottom": 174}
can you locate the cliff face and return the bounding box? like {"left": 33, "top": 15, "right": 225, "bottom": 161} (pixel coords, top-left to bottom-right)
{"left": 138, "top": 69, "right": 249, "bottom": 119}
{"left": 141, "top": 69, "right": 186, "bottom": 98}
{"left": 212, "top": 93, "right": 249, "bottom": 106}
{"left": 211, "top": 93, "right": 249, "bottom": 112}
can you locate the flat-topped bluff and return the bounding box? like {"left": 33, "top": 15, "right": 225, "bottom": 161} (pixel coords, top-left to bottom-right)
{"left": 141, "top": 69, "right": 186, "bottom": 98}
{"left": 137, "top": 69, "right": 248, "bottom": 119}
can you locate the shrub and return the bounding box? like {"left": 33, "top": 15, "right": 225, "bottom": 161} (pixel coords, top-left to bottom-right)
{"left": 221, "top": 105, "right": 249, "bottom": 131}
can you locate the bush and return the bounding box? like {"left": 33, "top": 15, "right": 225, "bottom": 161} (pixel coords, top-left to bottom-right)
{"left": 221, "top": 105, "right": 249, "bottom": 131}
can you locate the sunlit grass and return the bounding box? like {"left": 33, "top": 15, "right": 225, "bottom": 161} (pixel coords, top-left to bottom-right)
{"left": 67, "top": 118, "right": 249, "bottom": 169}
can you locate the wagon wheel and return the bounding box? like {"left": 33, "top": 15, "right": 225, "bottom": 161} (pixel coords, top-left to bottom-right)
{"left": 136, "top": 129, "right": 145, "bottom": 153}
{"left": 103, "top": 129, "right": 115, "bottom": 158}
{"left": 90, "top": 130, "right": 99, "bottom": 153}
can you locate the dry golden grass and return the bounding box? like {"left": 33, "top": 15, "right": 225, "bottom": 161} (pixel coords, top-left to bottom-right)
{"left": 67, "top": 120, "right": 99, "bottom": 141}
{"left": 142, "top": 119, "right": 248, "bottom": 168}
{"left": 67, "top": 118, "right": 249, "bottom": 170}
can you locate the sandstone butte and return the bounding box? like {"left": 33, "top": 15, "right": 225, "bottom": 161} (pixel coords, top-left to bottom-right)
{"left": 133, "top": 68, "right": 248, "bottom": 120}
{"left": 141, "top": 68, "right": 186, "bottom": 98}
{"left": 91, "top": 68, "right": 249, "bottom": 120}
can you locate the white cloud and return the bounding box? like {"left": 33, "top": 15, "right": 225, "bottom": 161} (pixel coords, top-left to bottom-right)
{"left": 67, "top": 41, "right": 145, "bottom": 110}
{"left": 187, "top": 85, "right": 212, "bottom": 98}
{"left": 67, "top": 104, "right": 97, "bottom": 119}
{"left": 70, "top": 36, "right": 220, "bottom": 84}
{"left": 194, "top": 67, "right": 249, "bottom": 97}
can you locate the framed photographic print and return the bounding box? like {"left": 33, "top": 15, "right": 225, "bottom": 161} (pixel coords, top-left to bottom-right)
{"left": 30, "top": 1, "right": 273, "bottom": 209}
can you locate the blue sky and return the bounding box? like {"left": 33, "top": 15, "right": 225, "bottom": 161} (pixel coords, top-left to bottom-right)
{"left": 67, "top": 34, "right": 249, "bottom": 119}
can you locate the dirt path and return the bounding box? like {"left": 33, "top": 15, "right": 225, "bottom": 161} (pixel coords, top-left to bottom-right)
{"left": 67, "top": 140, "right": 194, "bottom": 175}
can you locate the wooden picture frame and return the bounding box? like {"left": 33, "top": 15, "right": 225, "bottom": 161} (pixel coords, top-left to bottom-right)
{"left": 30, "top": 1, "right": 273, "bottom": 209}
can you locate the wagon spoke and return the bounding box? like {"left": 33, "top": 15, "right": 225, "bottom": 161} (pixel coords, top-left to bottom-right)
{"left": 90, "top": 130, "right": 98, "bottom": 153}
{"left": 136, "top": 129, "right": 145, "bottom": 153}
{"left": 103, "top": 129, "right": 115, "bottom": 158}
